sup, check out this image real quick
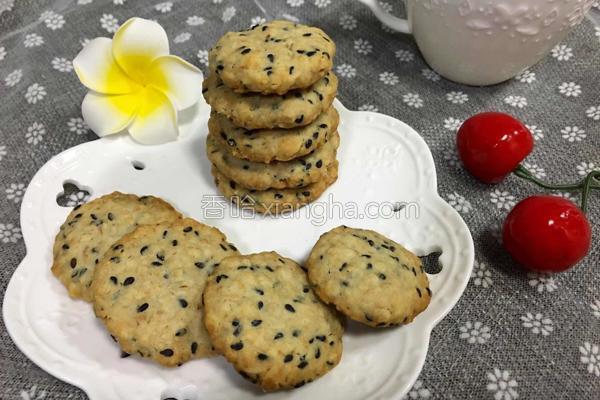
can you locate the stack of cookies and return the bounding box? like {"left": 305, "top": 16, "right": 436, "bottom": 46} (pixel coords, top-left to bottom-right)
{"left": 202, "top": 20, "right": 340, "bottom": 214}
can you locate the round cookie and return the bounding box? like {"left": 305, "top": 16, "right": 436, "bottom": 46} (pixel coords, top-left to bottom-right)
{"left": 203, "top": 252, "right": 344, "bottom": 391}
{"left": 207, "top": 130, "right": 340, "bottom": 191}
{"left": 208, "top": 20, "right": 335, "bottom": 95}
{"left": 52, "top": 192, "right": 181, "bottom": 302}
{"left": 92, "top": 218, "right": 240, "bottom": 367}
{"left": 306, "top": 226, "right": 431, "bottom": 327}
{"left": 211, "top": 161, "right": 338, "bottom": 215}
{"left": 209, "top": 106, "right": 339, "bottom": 163}
{"left": 202, "top": 71, "right": 338, "bottom": 130}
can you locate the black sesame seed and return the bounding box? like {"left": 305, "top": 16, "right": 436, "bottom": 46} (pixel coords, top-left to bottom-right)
{"left": 315, "top": 348, "right": 321, "bottom": 358}
{"left": 162, "top": 230, "right": 168, "bottom": 238}
{"left": 255, "top": 288, "right": 264, "bottom": 295}
{"left": 123, "top": 277, "right": 135, "bottom": 286}
{"left": 305, "top": 51, "right": 316, "bottom": 57}
{"left": 74, "top": 213, "right": 82, "bottom": 218}
{"left": 229, "top": 181, "right": 236, "bottom": 189}
{"left": 110, "top": 256, "right": 120, "bottom": 263}
{"left": 232, "top": 319, "right": 239, "bottom": 327}
{"left": 303, "top": 33, "right": 312, "bottom": 36}
{"left": 257, "top": 301, "right": 264, "bottom": 309}
{"left": 274, "top": 193, "right": 283, "bottom": 199}
{"left": 107, "top": 212, "right": 114, "bottom": 221}
{"left": 379, "top": 273, "right": 387, "bottom": 280}
{"left": 267, "top": 54, "right": 274, "bottom": 62}
{"left": 266, "top": 265, "right": 274, "bottom": 272}
{"left": 416, "top": 287, "right": 422, "bottom": 297}
{"left": 172, "top": 240, "right": 178, "bottom": 246}
{"left": 70, "top": 258, "right": 77, "bottom": 268}
{"left": 137, "top": 303, "right": 149, "bottom": 312}
{"left": 179, "top": 299, "right": 188, "bottom": 308}
{"left": 339, "top": 262, "right": 348, "bottom": 272}
{"left": 183, "top": 226, "right": 192, "bottom": 232}
{"left": 295, "top": 115, "right": 304, "bottom": 124}
{"left": 175, "top": 328, "right": 187, "bottom": 336}
{"left": 426, "top": 287, "right": 432, "bottom": 296}
{"left": 160, "top": 349, "right": 174, "bottom": 357}
{"left": 151, "top": 261, "right": 163, "bottom": 266}
{"left": 341, "top": 281, "right": 349, "bottom": 287}
{"left": 257, "top": 353, "right": 268, "bottom": 360}
{"left": 316, "top": 335, "right": 326, "bottom": 342}
{"left": 156, "top": 253, "right": 165, "bottom": 261}
{"left": 296, "top": 49, "right": 305, "bottom": 54}
{"left": 195, "top": 261, "right": 205, "bottom": 269}
{"left": 329, "top": 340, "right": 335, "bottom": 346}
{"left": 315, "top": 160, "right": 323, "bottom": 168}
{"left": 251, "top": 319, "right": 262, "bottom": 327}
{"left": 326, "top": 361, "right": 334, "bottom": 366}
{"left": 230, "top": 342, "right": 244, "bottom": 351}
{"left": 110, "top": 276, "right": 117, "bottom": 284}
{"left": 305, "top": 139, "right": 313, "bottom": 149}
{"left": 216, "top": 65, "right": 224, "bottom": 70}
{"left": 191, "top": 342, "right": 198, "bottom": 354}
{"left": 274, "top": 332, "right": 284, "bottom": 340}
{"left": 285, "top": 304, "right": 295, "bottom": 313}
{"left": 293, "top": 330, "right": 301, "bottom": 337}
{"left": 229, "top": 244, "right": 237, "bottom": 251}
{"left": 62, "top": 243, "right": 69, "bottom": 250}
{"left": 294, "top": 381, "right": 306, "bottom": 388}
{"left": 90, "top": 213, "right": 97, "bottom": 220}
{"left": 365, "top": 314, "right": 373, "bottom": 322}
{"left": 303, "top": 287, "right": 309, "bottom": 293}
{"left": 302, "top": 191, "right": 310, "bottom": 196}
{"left": 140, "top": 245, "right": 148, "bottom": 255}
{"left": 284, "top": 354, "right": 294, "bottom": 363}
{"left": 241, "top": 48, "right": 252, "bottom": 54}
{"left": 298, "top": 361, "right": 308, "bottom": 369}
{"left": 366, "top": 263, "right": 373, "bottom": 270}
{"left": 216, "top": 274, "right": 229, "bottom": 283}
{"left": 289, "top": 66, "right": 294, "bottom": 74}
{"left": 120, "top": 351, "right": 130, "bottom": 358}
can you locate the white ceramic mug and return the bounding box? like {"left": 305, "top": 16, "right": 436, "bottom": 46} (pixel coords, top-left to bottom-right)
{"left": 359, "top": 0, "right": 594, "bottom": 85}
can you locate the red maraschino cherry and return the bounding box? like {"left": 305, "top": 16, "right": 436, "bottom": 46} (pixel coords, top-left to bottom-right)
{"left": 503, "top": 195, "right": 592, "bottom": 272}
{"left": 457, "top": 112, "right": 534, "bottom": 184}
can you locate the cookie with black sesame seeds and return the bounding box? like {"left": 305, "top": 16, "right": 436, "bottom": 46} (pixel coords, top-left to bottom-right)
{"left": 91, "top": 217, "right": 240, "bottom": 367}
{"left": 202, "top": 71, "right": 338, "bottom": 130}
{"left": 209, "top": 106, "right": 338, "bottom": 163}
{"left": 306, "top": 226, "right": 431, "bottom": 328}
{"left": 51, "top": 192, "right": 181, "bottom": 302}
{"left": 202, "top": 252, "right": 344, "bottom": 391}
{"left": 211, "top": 160, "right": 338, "bottom": 215}
{"left": 208, "top": 20, "right": 335, "bottom": 95}
{"left": 207, "top": 130, "right": 339, "bottom": 191}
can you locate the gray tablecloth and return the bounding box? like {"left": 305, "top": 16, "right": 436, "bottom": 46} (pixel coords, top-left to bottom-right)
{"left": 1, "top": 1, "right": 599, "bottom": 399}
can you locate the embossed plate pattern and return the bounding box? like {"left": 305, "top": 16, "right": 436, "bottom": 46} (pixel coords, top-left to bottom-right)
{"left": 3, "top": 98, "right": 474, "bottom": 400}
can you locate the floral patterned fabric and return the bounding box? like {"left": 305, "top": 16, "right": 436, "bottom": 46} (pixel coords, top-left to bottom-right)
{"left": 0, "top": 1, "right": 599, "bottom": 399}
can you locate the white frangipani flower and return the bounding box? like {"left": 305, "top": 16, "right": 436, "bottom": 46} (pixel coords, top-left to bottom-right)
{"left": 580, "top": 342, "right": 600, "bottom": 377}
{"left": 402, "top": 380, "right": 431, "bottom": 399}
{"left": 339, "top": 14, "right": 357, "bottom": 30}
{"left": 576, "top": 162, "right": 596, "bottom": 176}
{"left": 24, "top": 33, "right": 44, "bottom": 47}
{"left": 551, "top": 44, "right": 573, "bottom": 60}
{"left": 590, "top": 298, "right": 600, "bottom": 319}
{"left": 489, "top": 189, "right": 516, "bottom": 210}
{"left": 100, "top": 14, "right": 119, "bottom": 33}
{"left": 585, "top": 106, "right": 600, "bottom": 121}
{"left": 73, "top": 18, "right": 203, "bottom": 144}
{"left": 504, "top": 95, "right": 527, "bottom": 108}
{"left": 395, "top": 49, "right": 414, "bottom": 62}
{"left": 487, "top": 368, "right": 519, "bottom": 400}
{"left": 25, "top": 83, "right": 46, "bottom": 104}
{"left": 379, "top": 71, "right": 399, "bottom": 85}
{"left": 358, "top": 104, "right": 378, "bottom": 112}
{"left": 446, "top": 91, "right": 468, "bottom": 104}
{"left": 558, "top": 81, "right": 581, "bottom": 97}
{"left": 67, "top": 117, "right": 89, "bottom": 135}
{"left": 522, "top": 161, "right": 546, "bottom": 179}
{"left": 5, "top": 183, "right": 25, "bottom": 203}
{"left": 403, "top": 93, "right": 423, "bottom": 108}
{"left": 520, "top": 312, "right": 554, "bottom": 335}
{"left": 447, "top": 191, "right": 471, "bottom": 213}
{"left": 5, "top": 69, "right": 22, "bottom": 86}
{"left": 197, "top": 49, "right": 208, "bottom": 66}
{"left": 174, "top": 32, "right": 191, "bottom": 44}
{"left": 421, "top": 68, "right": 440, "bottom": 82}
{"left": 561, "top": 126, "right": 586, "bottom": 142}
{"left": 354, "top": 38, "right": 372, "bottom": 55}
{"left": 443, "top": 117, "right": 462, "bottom": 131}
{"left": 515, "top": 69, "right": 536, "bottom": 83}
{"left": 459, "top": 321, "right": 491, "bottom": 344}
{"left": 336, "top": 63, "right": 356, "bottom": 78}
{"left": 186, "top": 16, "right": 204, "bottom": 26}
{"left": 222, "top": 6, "right": 236, "bottom": 22}
{"left": 526, "top": 124, "right": 543, "bottom": 140}
{"left": 471, "top": 259, "right": 492, "bottom": 288}
{"left": 527, "top": 272, "right": 558, "bottom": 293}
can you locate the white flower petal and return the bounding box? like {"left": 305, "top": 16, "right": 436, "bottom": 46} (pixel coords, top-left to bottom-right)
{"left": 82, "top": 91, "right": 139, "bottom": 136}
{"left": 149, "top": 55, "right": 203, "bottom": 111}
{"left": 112, "top": 17, "right": 169, "bottom": 81}
{"left": 128, "top": 87, "right": 178, "bottom": 144}
{"left": 73, "top": 38, "right": 139, "bottom": 94}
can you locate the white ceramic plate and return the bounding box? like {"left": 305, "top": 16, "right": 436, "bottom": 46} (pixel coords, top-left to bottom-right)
{"left": 3, "top": 98, "right": 474, "bottom": 400}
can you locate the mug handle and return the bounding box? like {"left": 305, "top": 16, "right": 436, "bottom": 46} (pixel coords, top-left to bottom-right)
{"left": 358, "top": 0, "right": 411, "bottom": 34}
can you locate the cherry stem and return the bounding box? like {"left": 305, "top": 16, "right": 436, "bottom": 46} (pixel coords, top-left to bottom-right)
{"left": 513, "top": 165, "right": 600, "bottom": 212}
